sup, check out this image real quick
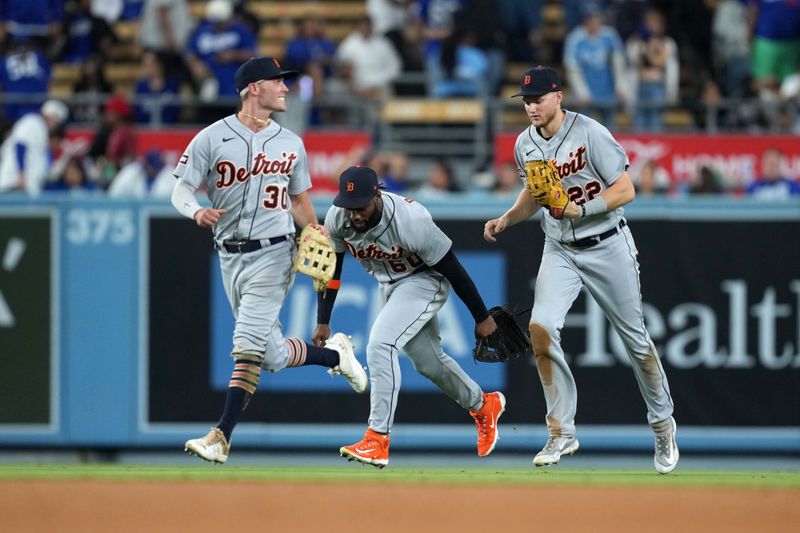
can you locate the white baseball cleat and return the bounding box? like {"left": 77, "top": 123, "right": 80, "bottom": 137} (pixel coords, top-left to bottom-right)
{"left": 185, "top": 427, "right": 230, "bottom": 464}
{"left": 326, "top": 333, "right": 368, "bottom": 393}
{"left": 653, "top": 416, "right": 679, "bottom": 474}
{"left": 533, "top": 435, "right": 580, "bottom": 466}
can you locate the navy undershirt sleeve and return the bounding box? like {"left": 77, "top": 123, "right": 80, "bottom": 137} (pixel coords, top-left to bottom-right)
{"left": 431, "top": 249, "right": 489, "bottom": 322}
{"left": 316, "top": 252, "right": 345, "bottom": 325}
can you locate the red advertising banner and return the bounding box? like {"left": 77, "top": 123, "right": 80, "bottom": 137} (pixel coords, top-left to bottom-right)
{"left": 66, "top": 129, "right": 370, "bottom": 194}
{"left": 494, "top": 133, "right": 800, "bottom": 189}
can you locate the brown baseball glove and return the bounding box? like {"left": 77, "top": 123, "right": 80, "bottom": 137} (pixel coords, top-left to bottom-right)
{"left": 524, "top": 159, "right": 569, "bottom": 219}
{"left": 294, "top": 224, "right": 335, "bottom": 291}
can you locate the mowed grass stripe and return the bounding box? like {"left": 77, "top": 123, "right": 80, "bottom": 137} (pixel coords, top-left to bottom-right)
{"left": 0, "top": 465, "right": 798, "bottom": 488}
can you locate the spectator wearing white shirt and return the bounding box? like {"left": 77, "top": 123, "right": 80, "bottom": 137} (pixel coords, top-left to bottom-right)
{"left": 108, "top": 149, "right": 175, "bottom": 198}
{"left": 334, "top": 16, "right": 402, "bottom": 100}
{"left": 367, "top": 0, "right": 412, "bottom": 58}
{"left": 0, "top": 100, "right": 69, "bottom": 195}
{"left": 138, "top": 0, "right": 195, "bottom": 90}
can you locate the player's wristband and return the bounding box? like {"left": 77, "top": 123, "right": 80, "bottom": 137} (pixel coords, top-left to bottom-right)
{"left": 581, "top": 197, "right": 608, "bottom": 217}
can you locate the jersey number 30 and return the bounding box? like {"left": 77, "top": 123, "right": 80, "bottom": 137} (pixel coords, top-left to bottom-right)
{"left": 567, "top": 181, "right": 602, "bottom": 204}
{"left": 263, "top": 184, "right": 288, "bottom": 210}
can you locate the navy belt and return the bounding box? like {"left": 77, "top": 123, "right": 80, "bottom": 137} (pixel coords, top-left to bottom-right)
{"left": 222, "top": 235, "right": 289, "bottom": 254}
{"left": 564, "top": 220, "right": 626, "bottom": 250}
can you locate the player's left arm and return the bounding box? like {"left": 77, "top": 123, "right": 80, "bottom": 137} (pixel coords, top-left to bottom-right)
{"left": 563, "top": 171, "right": 635, "bottom": 219}
{"left": 289, "top": 191, "right": 320, "bottom": 229}
{"left": 599, "top": 171, "right": 636, "bottom": 208}
{"left": 431, "top": 250, "right": 497, "bottom": 339}
{"left": 563, "top": 119, "right": 634, "bottom": 219}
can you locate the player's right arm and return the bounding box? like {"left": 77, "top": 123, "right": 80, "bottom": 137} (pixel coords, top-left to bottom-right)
{"left": 311, "top": 209, "right": 347, "bottom": 346}
{"left": 171, "top": 129, "right": 226, "bottom": 228}
{"left": 483, "top": 188, "right": 539, "bottom": 242}
{"left": 171, "top": 178, "right": 227, "bottom": 228}
{"left": 311, "top": 251, "right": 345, "bottom": 346}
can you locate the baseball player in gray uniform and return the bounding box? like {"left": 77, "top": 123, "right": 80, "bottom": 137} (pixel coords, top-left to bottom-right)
{"left": 312, "top": 166, "right": 506, "bottom": 468}
{"left": 483, "top": 66, "right": 679, "bottom": 474}
{"left": 172, "top": 57, "right": 367, "bottom": 464}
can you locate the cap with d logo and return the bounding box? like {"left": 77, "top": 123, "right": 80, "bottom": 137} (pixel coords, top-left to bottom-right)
{"left": 333, "top": 166, "right": 381, "bottom": 209}
{"left": 511, "top": 66, "right": 562, "bottom": 97}
{"left": 235, "top": 57, "right": 299, "bottom": 94}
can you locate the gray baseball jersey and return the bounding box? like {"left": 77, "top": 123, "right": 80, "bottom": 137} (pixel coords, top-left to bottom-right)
{"left": 325, "top": 192, "right": 451, "bottom": 279}
{"left": 516, "top": 110, "right": 674, "bottom": 440}
{"left": 174, "top": 115, "right": 310, "bottom": 368}
{"left": 514, "top": 110, "right": 629, "bottom": 241}
{"left": 325, "top": 192, "right": 483, "bottom": 432}
{"left": 175, "top": 115, "right": 311, "bottom": 246}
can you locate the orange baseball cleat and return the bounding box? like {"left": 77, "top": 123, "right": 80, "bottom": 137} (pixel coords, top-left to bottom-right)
{"left": 470, "top": 391, "right": 506, "bottom": 457}
{"left": 340, "top": 428, "right": 390, "bottom": 468}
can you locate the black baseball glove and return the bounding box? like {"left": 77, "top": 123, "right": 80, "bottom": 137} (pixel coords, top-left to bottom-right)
{"left": 473, "top": 306, "right": 530, "bottom": 363}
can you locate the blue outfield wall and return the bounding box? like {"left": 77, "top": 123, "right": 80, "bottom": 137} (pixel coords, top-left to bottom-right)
{"left": 0, "top": 193, "right": 798, "bottom": 452}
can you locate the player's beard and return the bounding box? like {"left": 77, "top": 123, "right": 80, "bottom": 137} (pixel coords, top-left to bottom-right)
{"left": 353, "top": 202, "right": 383, "bottom": 232}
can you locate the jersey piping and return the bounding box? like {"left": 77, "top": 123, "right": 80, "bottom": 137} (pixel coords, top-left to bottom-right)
{"left": 221, "top": 118, "right": 252, "bottom": 241}
{"left": 375, "top": 195, "right": 398, "bottom": 282}
{"left": 245, "top": 124, "right": 282, "bottom": 240}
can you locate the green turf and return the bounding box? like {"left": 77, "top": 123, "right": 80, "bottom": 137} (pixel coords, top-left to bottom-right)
{"left": 1, "top": 465, "right": 798, "bottom": 488}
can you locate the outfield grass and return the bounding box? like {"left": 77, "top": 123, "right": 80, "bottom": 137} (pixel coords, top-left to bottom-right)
{"left": 1, "top": 465, "right": 798, "bottom": 488}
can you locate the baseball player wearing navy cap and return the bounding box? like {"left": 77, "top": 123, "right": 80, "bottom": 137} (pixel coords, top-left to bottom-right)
{"left": 484, "top": 65, "right": 679, "bottom": 473}
{"left": 313, "top": 166, "right": 506, "bottom": 468}
{"left": 234, "top": 56, "right": 299, "bottom": 96}
{"left": 511, "top": 66, "right": 563, "bottom": 97}
{"left": 172, "top": 58, "right": 367, "bottom": 464}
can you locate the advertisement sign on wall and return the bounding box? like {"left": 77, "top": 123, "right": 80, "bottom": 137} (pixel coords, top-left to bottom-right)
{"left": 494, "top": 133, "right": 800, "bottom": 189}
{"left": 0, "top": 214, "right": 55, "bottom": 426}
{"left": 148, "top": 216, "right": 800, "bottom": 428}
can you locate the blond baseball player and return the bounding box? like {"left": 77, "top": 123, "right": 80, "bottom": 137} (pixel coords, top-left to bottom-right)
{"left": 171, "top": 57, "right": 367, "bottom": 464}
{"left": 484, "top": 66, "right": 679, "bottom": 474}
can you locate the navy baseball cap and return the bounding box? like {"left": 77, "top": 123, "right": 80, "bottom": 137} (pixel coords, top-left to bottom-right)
{"left": 511, "top": 66, "right": 562, "bottom": 97}
{"left": 334, "top": 166, "right": 382, "bottom": 209}
{"left": 235, "top": 57, "right": 299, "bottom": 93}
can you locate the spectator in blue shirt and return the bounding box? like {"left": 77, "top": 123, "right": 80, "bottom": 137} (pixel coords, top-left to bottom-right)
{"left": 563, "top": 0, "right": 610, "bottom": 31}
{"left": 563, "top": 3, "right": 628, "bottom": 129}
{"left": 282, "top": 17, "right": 337, "bottom": 126}
{"left": 133, "top": 51, "right": 180, "bottom": 125}
{"left": 0, "top": 39, "right": 51, "bottom": 122}
{"left": 120, "top": 0, "right": 145, "bottom": 21}
{"left": 411, "top": 0, "right": 463, "bottom": 61}
{"left": 283, "top": 16, "right": 337, "bottom": 83}
{"left": 429, "top": 27, "right": 489, "bottom": 98}
{"left": 746, "top": 147, "right": 800, "bottom": 199}
{"left": 52, "top": 0, "right": 116, "bottom": 64}
{"left": 0, "top": 0, "right": 63, "bottom": 48}
{"left": 186, "top": 0, "right": 255, "bottom": 97}
{"left": 498, "top": 0, "right": 542, "bottom": 62}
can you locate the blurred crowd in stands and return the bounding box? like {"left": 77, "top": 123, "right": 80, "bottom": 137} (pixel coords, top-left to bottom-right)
{"left": 0, "top": 0, "right": 799, "bottom": 199}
